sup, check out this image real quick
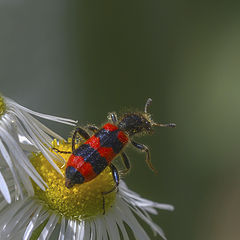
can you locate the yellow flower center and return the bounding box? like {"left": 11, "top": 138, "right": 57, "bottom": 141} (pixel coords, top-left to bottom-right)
{"left": 30, "top": 139, "right": 116, "bottom": 220}
{"left": 0, "top": 96, "right": 6, "bottom": 117}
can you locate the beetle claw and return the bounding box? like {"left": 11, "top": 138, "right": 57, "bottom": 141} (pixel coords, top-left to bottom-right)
{"left": 65, "top": 178, "right": 74, "bottom": 188}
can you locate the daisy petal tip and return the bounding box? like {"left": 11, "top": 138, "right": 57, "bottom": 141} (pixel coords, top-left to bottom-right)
{"left": 4, "top": 194, "right": 11, "bottom": 204}
{"left": 165, "top": 204, "right": 174, "bottom": 211}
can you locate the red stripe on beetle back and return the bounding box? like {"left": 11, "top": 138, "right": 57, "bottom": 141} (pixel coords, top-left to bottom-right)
{"left": 85, "top": 135, "right": 100, "bottom": 149}
{"left": 67, "top": 155, "right": 85, "bottom": 172}
{"left": 117, "top": 131, "right": 129, "bottom": 144}
{"left": 79, "top": 162, "right": 97, "bottom": 182}
{"left": 97, "top": 147, "right": 116, "bottom": 163}
{"left": 103, "top": 123, "right": 118, "bottom": 132}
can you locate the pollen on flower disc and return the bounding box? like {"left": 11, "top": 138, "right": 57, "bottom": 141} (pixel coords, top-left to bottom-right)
{"left": 30, "top": 139, "right": 116, "bottom": 220}
{"left": 0, "top": 96, "right": 6, "bottom": 116}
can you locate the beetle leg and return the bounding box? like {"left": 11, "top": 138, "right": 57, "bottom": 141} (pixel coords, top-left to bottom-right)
{"left": 120, "top": 152, "right": 131, "bottom": 174}
{"left": 144, "top": 98, "right": 152, "bottom": 113}
{"left": 87, "top": 125, "right": 99, "bottom": 133}
{"left": 108, "top": 112, "right": 118, "bottom": 125}
{"left": 52, "top": 147, "right": 72, "bottom": 154}
{"left": 101, "top": 164, "right": 119, "bottom": 214}
{"left": 72, "top": 127, "right": 90, "bottom": 152}
{"left": 131, "top": 140, "right": 158, "bottom": 174}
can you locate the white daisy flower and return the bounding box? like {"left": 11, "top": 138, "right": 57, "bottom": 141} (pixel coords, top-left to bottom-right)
{"left": 0, "top": 95, "right": 77, "bottom": 203}
{"left": 0, "top": 140, "right": 173, "bottom": 240}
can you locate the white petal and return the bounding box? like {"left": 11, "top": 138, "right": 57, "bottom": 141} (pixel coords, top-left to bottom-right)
{"left": 0, "top": 198, "right": 29, "bottom": 233}
{"left": 84, "top": 221, "right": 90, "bottom": 240}
{"left": 76, "top": 221, "right": 85, "bottom": 240}
{"left": 0, "top": 171, "right": 11, "bottom": 203}
{"left": 58, "top": 217, "right": 66, "bottom": 240}
{"left": 27, "top": 114, "right": 65, "bottom": 141}
{"left": 18, "top": 134, "right": 38, "bottom": 152}
{"left": 101, "top": 221, "right": 109, "bottom": 240}
{"left": 154, "top": 203, "right": 174, "bottom": 211}
{"left": 115, "top": 197, "right": 151, "bottom": 240}
{"left": 32, "top": 210, "right": 49, "bottom": 230}
{"left": 0, "top": 137, "right": 23, "bottom": 199}
{"left": 65, "top": 219, "right": 77, "bottom": 240}
{"left": 115, "top": 216, "right": 129, "bottom": 240}
{"left": 104, "top": 212, "right": 120, "bottom": 240}
{"left": 133, "top": 206, "right": 166, "bottom": 239}
{"left": 0, "top": 127, "right": 47, "bottom": 190}
{"left": 16, "top": 167, "right": 34, "bottom": 196}
{"left": 89, "top": 220, "right": 96, "bottom": 240}
{"left": 5, "top": 97, "right": 77, "bottom": 126}
{"left": 93, "top": 218, "right": 103, "bottom": 240}
{"left": 0, "top": 199, "right": 8, "bottom": 212}
{"left": 11, "top": 108, "right": 64, "bottom": 175}
{"left": 23, "top": 205, "right": 43, "bottom": 240}
{"left": 39, "top": 213, "right": 59, "bottom": 240}
{"left": 4, "top": 200, "right": 36, "bottom": 235}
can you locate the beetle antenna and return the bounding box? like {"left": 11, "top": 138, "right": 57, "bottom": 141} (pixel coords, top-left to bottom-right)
{"left": 144, "top": 98, "right": 176, "bottom": 128}
{"left": 144, "top": 98, "right": 152, "bottom": 113}
{"left": 153, "top": 122, "right": 176, "bottom": 128}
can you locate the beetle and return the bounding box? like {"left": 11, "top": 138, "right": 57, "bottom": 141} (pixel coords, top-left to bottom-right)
{"left": 53, "top": 98, "right": 175, "bottom": 213}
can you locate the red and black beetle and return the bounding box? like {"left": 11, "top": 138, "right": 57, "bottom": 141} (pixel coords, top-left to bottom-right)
{"left": 53, "top": 98, "right": 175, "bottom": 213}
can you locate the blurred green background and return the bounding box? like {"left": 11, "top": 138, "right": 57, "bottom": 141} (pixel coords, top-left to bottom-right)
{"left": 1, "top": 1, "right": 240, "bottom": 239}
